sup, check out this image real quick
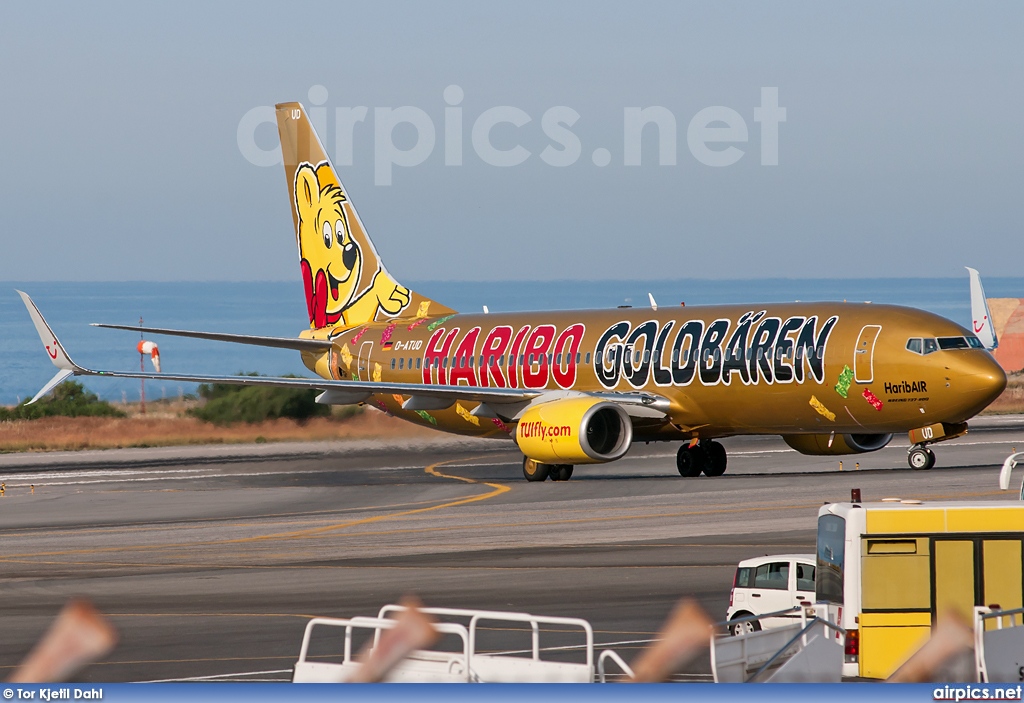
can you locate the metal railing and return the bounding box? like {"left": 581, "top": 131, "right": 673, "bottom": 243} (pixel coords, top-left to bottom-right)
{"left": 712, "top": 605, "right": 846, "bottom": 683}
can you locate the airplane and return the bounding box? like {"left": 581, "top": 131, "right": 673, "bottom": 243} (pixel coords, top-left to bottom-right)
{"left": 18, "top": 102, "right": 1008, "bottom": 480}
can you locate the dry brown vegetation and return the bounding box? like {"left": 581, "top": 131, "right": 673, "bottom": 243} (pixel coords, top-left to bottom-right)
{"left": 0, "top": 402, "right": 437, "bottom": 453}
{"left": 982, "top": 372, "right": 1024, "bottom": 415}
{"left": 3, "top": 376, "right": 1023, "bottom": 453}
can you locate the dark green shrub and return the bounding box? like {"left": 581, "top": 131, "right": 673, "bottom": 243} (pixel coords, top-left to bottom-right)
{"left": 189, "top": 373, "right": 331, "bottom": 424}
{"left": 0, "top": 381, "right": 125, "bottom": 420}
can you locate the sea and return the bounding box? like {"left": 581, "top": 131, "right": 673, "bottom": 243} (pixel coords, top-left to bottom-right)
{"left": 2, "top": 277, "right": 1022, "bottom": 405}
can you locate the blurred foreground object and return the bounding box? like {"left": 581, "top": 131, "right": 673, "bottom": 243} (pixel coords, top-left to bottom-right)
{"left": 888, "top": 611, "right": 974, "bottom": 683}
{"left": 629, "top": 598, "right": 713, "bottom": 682}
{"left": 347, "top": 596, "right": 438, "bottom": 683}
{"left": 7, "top": 599, "right": 118, "bottom": 683}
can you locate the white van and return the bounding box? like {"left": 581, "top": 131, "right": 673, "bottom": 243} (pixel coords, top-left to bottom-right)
{"left": 725, "top": 554, "right": 816, "bottom": 636}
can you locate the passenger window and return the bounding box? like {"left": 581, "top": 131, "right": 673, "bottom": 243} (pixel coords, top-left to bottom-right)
{"left": 796, "top": 563, "right": 816, "bottom": 592}
{"left": 736, "top": 567, "right": 753, "bottom": 589}
{"left": 391, "top": 358, "right": 396, "bottom": 370}
{"left": 753, "top": 562, "right": 790, "bottom": 590}
{"left": 923, "top": 338, "right": 938, "bottom": 354}
{"left": 584, "top": 352, "right": 591, "bottom": 365}
{"left": 398, "top": 358, "right": 404, "bottom": 370}
{"left": 468, "top": 356, "right": 473, "bottom": 368}
{"left": 416, "top": 358, "right": 422, "bottom": 370}
{"left": 556, "top": 353, "right": 562, "bottom": 365}
{"left": 906, "top": 338, "right": 923, "bottom": 354}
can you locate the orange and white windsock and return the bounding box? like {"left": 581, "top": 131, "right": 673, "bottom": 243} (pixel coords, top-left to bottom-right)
{"left": 137, "top": 340, "right": 161, "bottom": 372}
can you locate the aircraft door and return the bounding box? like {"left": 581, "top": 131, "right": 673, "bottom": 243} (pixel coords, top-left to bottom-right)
{"left": 357, "top": 341, "right": 374, "bottom": 381}
{"left": 854, "top": 325, "right": 882, "bottom": 384}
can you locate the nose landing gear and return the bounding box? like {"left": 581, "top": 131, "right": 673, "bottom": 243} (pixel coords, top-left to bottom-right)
{"left": 907, "top": 445, "right": 936, "bottom": 470}
{"left": 905, "top": 421, "right": 968, "bottom": 470}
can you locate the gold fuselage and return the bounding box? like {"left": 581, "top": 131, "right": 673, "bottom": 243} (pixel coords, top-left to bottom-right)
{"left": 301, "top": 302, "right": 1007, "bottom": 442}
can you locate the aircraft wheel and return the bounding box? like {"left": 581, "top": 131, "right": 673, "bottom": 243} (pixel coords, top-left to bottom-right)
{"left": 676, "top": 444, "right": 704, "bottom": 477}
{"left": 908, "top": 446, "right": 935, "bottom": 470}
{"left": 523, "top": 457, "right": 551, "bottom": 482}
{"left": 551, "top": 465, "right": 574, "bottom": 482}
{"left": 702, "top": 441, "right": 728, "bottom": 477}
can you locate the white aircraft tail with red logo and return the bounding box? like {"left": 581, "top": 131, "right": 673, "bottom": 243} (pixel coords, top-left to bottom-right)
{"left": 966, "top": 267, "right": 997, "bottom": 351}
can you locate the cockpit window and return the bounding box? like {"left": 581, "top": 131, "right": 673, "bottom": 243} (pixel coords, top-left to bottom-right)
{"left": 906, "top": 336, "right": 982, "bottom": 355}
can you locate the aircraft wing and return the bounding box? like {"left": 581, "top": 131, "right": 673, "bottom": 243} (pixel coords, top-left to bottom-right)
{"left": 90, "top": 323, "right": 333, "bottom": 352}
{"left": 20, "top": 292, "right": 670, "bottom": 417}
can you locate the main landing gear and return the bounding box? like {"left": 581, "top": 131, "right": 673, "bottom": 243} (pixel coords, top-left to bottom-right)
{"left": 676, "top": 440, "right": 728, "bottom": 477}
{"left": 522, "top": 457, "right": 574, "bottom": 482}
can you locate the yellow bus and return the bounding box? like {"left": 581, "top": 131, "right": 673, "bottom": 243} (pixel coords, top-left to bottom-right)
{"left": 816, "top": 499, "right": 1024, "bottom": 679}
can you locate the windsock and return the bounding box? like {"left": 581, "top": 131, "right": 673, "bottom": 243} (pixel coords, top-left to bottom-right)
{"left": 137, "top": 340, "right": 161, "bottom": 372}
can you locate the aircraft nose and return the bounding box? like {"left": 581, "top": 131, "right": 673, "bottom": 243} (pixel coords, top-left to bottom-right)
{"left": 953, "top": 352, "right": 1007, "bottom": 417}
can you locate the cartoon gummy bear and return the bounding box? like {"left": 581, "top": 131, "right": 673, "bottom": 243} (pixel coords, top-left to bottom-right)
{"left": 294, "top": 162, "right": 410, "bottom": 328}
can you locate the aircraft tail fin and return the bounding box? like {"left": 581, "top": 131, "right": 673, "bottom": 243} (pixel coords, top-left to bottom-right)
{"left": 274, "top": 102, "right": 454, "bottom": 330}
{"left": 966, "top": 267, "right": 998, "bottom": 351}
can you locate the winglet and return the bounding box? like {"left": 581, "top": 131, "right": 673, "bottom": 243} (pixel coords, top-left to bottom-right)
{"left": 17, "top": 290, "right": 84, "bottom": 375}
{"left": 965, "top": 267, "right": 998, "bottom": 351}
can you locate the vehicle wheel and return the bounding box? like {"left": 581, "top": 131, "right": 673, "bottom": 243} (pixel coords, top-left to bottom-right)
{"left": 676, "top": 444, "right": 704, "bottom": 477}
{"left": 908, "top": 447, "right": 935, "bottom": 470}
{"left": 729, "top": 614, "right": 761, "bottom": 636}
{"left": 552, "top": 465, "right": 574, "bottom": 481}
{"left": 523, "top": 457, "right": 551, "bottom": 482}
{"left": 702, "top": 441, "right": 727, "bottom": 477}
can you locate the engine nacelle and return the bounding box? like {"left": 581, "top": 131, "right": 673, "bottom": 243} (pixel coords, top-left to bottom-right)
{"left": 515, "top": 397, "right": 632, "bottom": 465}
{"left": 783, "top": 433, "right": 894, "bottom": 456}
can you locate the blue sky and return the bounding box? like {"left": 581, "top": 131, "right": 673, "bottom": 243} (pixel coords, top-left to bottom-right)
{"left": 1, "top": 2, "right": 1021, "bottom": 281}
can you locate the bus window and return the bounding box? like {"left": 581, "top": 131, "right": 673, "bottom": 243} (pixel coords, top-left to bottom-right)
{"left": 816, "top": 514, "right": 846, "bottom": 603}
{"left": 753, "top": 562, "right": 789, "bottom": 590}
{"left": 862, "top": 538, "right": 931, "bottom": 610}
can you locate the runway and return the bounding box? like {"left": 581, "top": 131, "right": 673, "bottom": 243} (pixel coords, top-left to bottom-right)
{"left": 0, "top": 416, "right": 1021, "bottom": 683}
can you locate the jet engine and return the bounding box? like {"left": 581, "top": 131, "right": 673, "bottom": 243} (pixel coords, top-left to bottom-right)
{"left": 783, "top": 433, "right": 894, "bottom": 456}
{"left": 515, "top": 397, "right": 632, "bottom": 465}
